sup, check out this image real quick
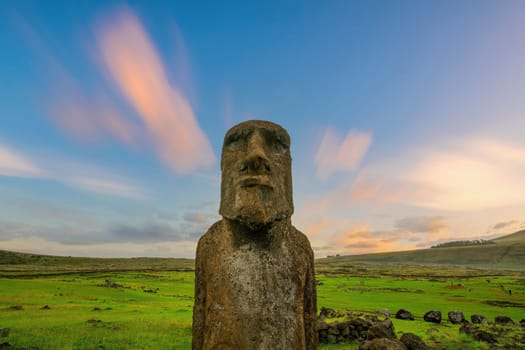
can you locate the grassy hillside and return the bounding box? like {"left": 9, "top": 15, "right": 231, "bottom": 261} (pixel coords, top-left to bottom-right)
{"left": 0, "top": 250, "right": 194, "bottom": 276}
{"left": 320, "top": 230, "right": 525, "bottom": 270}
{"left": 492, "top": 229, "right": 525, "bottom": 243}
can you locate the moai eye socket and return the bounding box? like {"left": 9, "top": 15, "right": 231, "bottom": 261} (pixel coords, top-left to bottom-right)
{"left": 273, "top": 134, "right": 290, "bottom": 153}
{"left": 224, "top": 129, "right": 250, "bottom": 150}
{"left": 263, "top": 130, "right": 289, "bottom": 154}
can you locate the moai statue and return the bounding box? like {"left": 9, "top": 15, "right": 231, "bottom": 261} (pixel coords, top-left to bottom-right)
{"left": 192, "top": 120, "right": 318, "bottom": 350}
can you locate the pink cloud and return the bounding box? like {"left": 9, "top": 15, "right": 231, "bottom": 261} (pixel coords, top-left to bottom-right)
{"left": 49, "top": 91, "right": 139, "bottom": 146}
{"left": 315, "top": 128, "right": 372, "bottom": 179}
{"left": 95, "top": 8, "right": 215, "bottom": 174}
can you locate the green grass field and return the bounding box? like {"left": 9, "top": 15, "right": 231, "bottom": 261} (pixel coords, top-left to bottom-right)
{"left": 1, "top": 259, "right": 524, "bottom": 350}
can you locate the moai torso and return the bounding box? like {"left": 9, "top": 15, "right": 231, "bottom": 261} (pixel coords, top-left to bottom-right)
{"left": 192, "top": 121, "right": 318, "bottom": 350}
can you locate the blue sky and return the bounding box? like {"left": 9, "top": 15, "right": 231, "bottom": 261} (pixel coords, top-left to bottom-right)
{"left": 1, "top": 1, "right": 524, "bottom": 257}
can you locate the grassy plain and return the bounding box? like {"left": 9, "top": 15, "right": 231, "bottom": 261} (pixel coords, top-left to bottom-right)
{"left": 0, "top": 251, "right": 524, "bottom": 349}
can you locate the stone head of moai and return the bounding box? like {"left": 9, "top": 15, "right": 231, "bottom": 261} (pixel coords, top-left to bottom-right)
{"left": 219, "top": 120, "right": 293, "bottom": 231}
{"left": 192, "top": 120, "right": 318, "bottom": 350}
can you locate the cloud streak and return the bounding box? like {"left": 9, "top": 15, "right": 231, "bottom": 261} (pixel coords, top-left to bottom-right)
{"left": 395, "top": 216, "right": 448, "bottom": 234}
{"left": 96, "top": 8, "right": 215, "bottom": 174}
{"left": 0, "top": 143, "right": 144, "bottom": 199}
{"left": 0, "top": 144, "right": 47, "bottom": 178}
{"left": 315, "top": 128, "right": 372, "bottom": 179}
{"left": 17, "top": 8, "right": 215, "bottom": 175}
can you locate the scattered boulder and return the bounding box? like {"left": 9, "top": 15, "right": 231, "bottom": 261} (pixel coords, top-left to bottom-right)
{"left": 8, "top": 305, "right": 23, "bottom": 311}
{"left": 359, "top": 338, "right": 407, "bottom": 350}
{"left": 92, "top": 307, "right": 102, "bottom": 311}
{"left": 0, "top": 329, "right": 9, "bottom": 338}
{"left": 495, "top": 316, "right": 514, "bottom": 325}
{"left": 400, "top": 333, "right": 429, "bottom": 350}
{"left": 40, "top": 305, "right": 51, "bottom": 310}
{"left": 395, "top": 309, "right": 414, "bottom": 321}
{"left": 448, "top": 311, "right": 466, "bottom": 324}
{"left": 423, "top": 310, "right": 441, "bottom": 324}
{"left": 366, "top": 319, "right": 396, "bottom": 340}
{"left": 471, "top": 314, "right": 488, "bottom": 325}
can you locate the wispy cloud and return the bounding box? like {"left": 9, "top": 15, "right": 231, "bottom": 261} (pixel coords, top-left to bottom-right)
{"left": 0, "top": 144, "right": 47, "bottom": 178}
{"left": 328, "top": 137, "right": 525, "bottom": 212}
{"left": 49, "top": 91, "right": 139, "bottom": 146}
{"left": 16, "top": 8, "right": 215, "bottom": 175}
{"left": 337, "top": 225, "right": 414, "bottom": 255}
{"left": 0, "top": 236, "right": 197, "bottom": 258}
{"left": 492, "top": 219, "right": 525, "bottom": 231}
{"left": 65, "top": 176, "right": 145, "bottom": 199}
{"left": 95, "top": 8, "right": 215, "bottom": 174}
{"left": 0, "top": 143, "right": 145, "bottom": 199}
{"left": 395, "top": 216, "right": 448, "bottom": 234}
{"left": 315, "top": 128, "right": 372, "bottom": 179}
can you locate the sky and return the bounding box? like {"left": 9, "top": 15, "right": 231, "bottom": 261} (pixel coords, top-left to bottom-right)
{"left": 1, "top": 0, "right": 525, "bottom": 258}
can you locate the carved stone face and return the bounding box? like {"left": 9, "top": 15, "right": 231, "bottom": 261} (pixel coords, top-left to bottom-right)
{"left": 219, "top": 120, "right": 293, "bottom": 229}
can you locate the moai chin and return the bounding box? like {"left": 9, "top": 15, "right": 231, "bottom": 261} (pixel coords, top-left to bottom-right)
{"left": 192, "top": 120, "right": 318, "bottom": 350}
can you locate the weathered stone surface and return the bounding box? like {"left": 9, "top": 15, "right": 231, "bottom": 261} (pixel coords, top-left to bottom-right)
{"left": 471, "top": 314, "right": 488, "bottom": 325}
{"left": 192, "top": 120, "right": 317, "bottom": 350}
{"left": 400, "top": 333, "right": 429, "bottom": 350}
{"left": 423, "top": 310, "right": 441, "bottom": 324}
{"left": 495, "top": 315, "right": 514, "bottom": 325}
{"left": 447, "top": 311, "right": 466, "bottom": 324}
{"left": 359, "top": 338, "right": 407, "bottom": 350}
{"left": 395, "top": 309, "right": 414, "bottom": 321}
{"left": 367, "top": 319, "right": 396, "bottom": 340}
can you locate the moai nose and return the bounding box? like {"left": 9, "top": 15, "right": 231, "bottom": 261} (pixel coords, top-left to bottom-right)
{"left": 240, "top": 132, "right": 271, "bottom": 174}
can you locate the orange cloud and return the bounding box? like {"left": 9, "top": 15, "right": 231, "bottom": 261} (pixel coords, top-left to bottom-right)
{"left": 336, "top": 225, "right": 415, "bottom": 255}
{"left": 315, "top": 128, "right": 372, "bottom": 179}
{"left": 96, "top": 8, "right": 215, "bottom": 174}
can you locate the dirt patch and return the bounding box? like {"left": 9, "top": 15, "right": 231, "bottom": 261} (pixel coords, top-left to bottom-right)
{"left": 483, "top": 300, "right": 525, "bottom": 308}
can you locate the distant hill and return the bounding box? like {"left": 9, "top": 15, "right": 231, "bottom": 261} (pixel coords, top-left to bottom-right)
{"left": 492, "top": 229, "right": 525, "bottom": 243}
{"left": 319, "top": 230, "right": 525, "bottom": 270}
